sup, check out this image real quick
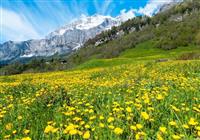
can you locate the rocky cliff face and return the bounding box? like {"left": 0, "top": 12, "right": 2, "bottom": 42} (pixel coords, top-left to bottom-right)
{"left": 0, "top": 14, "right": 129, "bottom": 63}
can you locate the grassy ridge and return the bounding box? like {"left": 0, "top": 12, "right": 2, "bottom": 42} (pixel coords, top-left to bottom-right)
{"left": 76, "top": 41, "right": 200, "bottom": 69}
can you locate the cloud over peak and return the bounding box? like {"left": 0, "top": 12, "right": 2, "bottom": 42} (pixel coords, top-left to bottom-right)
{"left": 137, "top": 0, "right": 182, "bottom": 17}
{"left": 117, "top": 9, "right": 136, "bottom": 22}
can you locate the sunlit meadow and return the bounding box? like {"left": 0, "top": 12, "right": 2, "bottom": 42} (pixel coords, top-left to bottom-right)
{"left": 0, "top": 60, "right": 199, "bottom": 140}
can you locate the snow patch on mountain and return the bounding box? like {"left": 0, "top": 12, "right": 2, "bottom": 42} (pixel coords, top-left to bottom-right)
{"left": 47, "top": 14, "right": 118, "bottom": 38}
{"left": 47, "top": 10, "right": 137, "bottom": 39}
{"left": 75, "top": 14, "right": 115, "bottom": 30}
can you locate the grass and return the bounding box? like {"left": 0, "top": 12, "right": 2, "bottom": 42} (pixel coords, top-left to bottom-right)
{"left": 120, "top": 41, "right": 200, "bottom": 59}
{"left": 0, "top": 41, "right": 200, "bottom": 140}
{"left": 76, "top": 40, "right": 200, "bottom": 69}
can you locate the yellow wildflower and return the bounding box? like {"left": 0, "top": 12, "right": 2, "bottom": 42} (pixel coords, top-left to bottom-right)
{"left": 172, "top": 134, "right": 181, "bottom": 140}
{"left": 126, "top": 107, "right": 132, "bottom": 113}
{"left": 156, "top": 94, "right": 164, "bottom": 100}
{"left": 44, "top": 125, "right": 54, "bottom": 133}
{"left": 23, "top": 129, "right": 30, "bottom": 135}
{"left": 83, "top": 131, "right": 90, "bottom": 139}
{"left": 99, "top": 123, "right": 105, "bottom": 128}
{"left": 114, "top": 127, "right": 123, "bottom": 135}
{"left": 78, "top": 130, "right": 83, "bottom": 136}
{"left": 135, "top": 133, "right": 140, "bottom": 140}
{"left": 5, "top": 123, "right": 13, "bottom": 130}
{"left": 107, "top": 117, "right": 114, "bottom": 123}
{"left": 159, "top": 126, "right": 167, "bottom": 134}
{"left": 80, "top": 121, "right": 85, "bottom": 125}
{"left": 21, "top": 137, "right": 31, "bottom": 140}
{"left": 169, "top": 121, "right": 177, "bottom": 126}
{"left": 69, "top": 129, "right": 78, "bottom": 135}
{"left": 108, "top": 125, "right": 115, "bottom": 129}
{"left": 135, "top": 132, "right": 146, "bottom": 140}
{"left": 188, "top": 118, "right": 198, "bottom": 126}
{"left": 85, "top": 124, "right": 90, "bottom": 129}
{"left": 182, "top": 124, "right": 189, "bottom": 129}
{"left": 136, "top": 124, "right": 143, "bottom": 129}
{"left": 12, "top": 130, "right": 17, "bottom": 134}
{"left": 195, "top": 126, "right": 200, "bottom": 131}
{"left": 89, "top": 115, "right": 96, "bottom": 120}
{"left": 157, "top": 133, "right": 164, "bottom": 140}
{"left": 4, "top": 135, "right": 11, "bottom": 139}
{"left": 130, "top": 125, "right": 137, "bottom": 131}
{"left": 197, "top": 131, "right": 200, "bottom": 137}
{"left": 99, "top": 115, "right": 104, "bottom": 120}
{"left": 141, "top": 112, "right": 149, "bottom": 120}
{"left": 18, "top": 116, "right": 23, "bottom": 120}
{"left": 44, "top": 125, "right": 58, "bottom": 133}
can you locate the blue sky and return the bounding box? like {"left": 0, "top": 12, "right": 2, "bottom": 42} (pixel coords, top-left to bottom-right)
{"left": 0, "top": 0, "right": 176, "bottom": 43}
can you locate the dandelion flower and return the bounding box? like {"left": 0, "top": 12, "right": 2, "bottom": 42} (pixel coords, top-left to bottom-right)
{"left": 69, "top": 129, "right": 78, "bottom": 135}
{"left": 169, "top": 121, "right": 177, "bottom": 126}
{"left": 5, "top": 123, "right": 13, "bottom": 130}
{"left": 107, "top": 117, "right": 114, "bottom": 123}
{"left": 126, "top": 107, "right": 132, "bottom": 113}
{"left": 44, "top": 125, "right": 57, "bottom": 133}
{"left": 99, "top": 123, "right": 105, "bottom": 128}
{"left": 172, "top": 134, "right": 181, "bottom": 140}
{"left": 4, "top": 135, "right": 11, "bottom": 139}
{"left": 18, "top": 116, "right": 23, "bottom": 120}
{"left": 159, "top": 126, "right": 167, "bottom": 134}
{"left": 99, "top": 115, "right": 104, "bottom": 120}
{"left": 141, "top": 112, "right": 149, "bottom": 120}
{"left": 130, "top": 125, "right": 137, "bottom": 131}
{"left": 136, "top": 124, "right": 143, "bottom": 129}
{"left": 188, "top": 118, "right": 198, "bottom": 126}
{"left": 12, "top": 130, "right": 17, "bottom": 134}
{"left": 182, "top": 124, "right": 189, "bottom": 129}
{"left": 23, "top": 129, "right": 30, "bottom": 135}
{"left": 21, "top": 137, "right": 31, "bottom": 140}
{"left": 114, "top": 127, "right": 123, "bottom": 135}
{"left": 108, "top": 125, "right": 115, "bottom": 129}
{"left": 83, "top": 131, "right": 90, "bottom": 139}
{"left": 156, "top": 94, "right": 164, "bottom": 100}
{"left": 157, "top": 133, "right": 164, "bottom": 140}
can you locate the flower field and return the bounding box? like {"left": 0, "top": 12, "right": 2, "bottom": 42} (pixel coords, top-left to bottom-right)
{"left": 0, "top": 60, "right": 200, "bottom": 140}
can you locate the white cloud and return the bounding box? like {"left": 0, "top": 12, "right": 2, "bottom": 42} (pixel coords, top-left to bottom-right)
{"left": 117, "top": 9, "right": 136, "bottom": 22}
{"left": 0, "top": 8, "right": 40, "bottom": 42}
{"left": 138, "top": 0, "right": 182, "bottom": 17}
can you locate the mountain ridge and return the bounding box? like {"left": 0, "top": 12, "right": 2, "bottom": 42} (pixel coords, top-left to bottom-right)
{"left": 0, "top": 12, "right": 136, "bottom": 64}
{"left": 0, "top": 0, "right": 182, "bottom": 64}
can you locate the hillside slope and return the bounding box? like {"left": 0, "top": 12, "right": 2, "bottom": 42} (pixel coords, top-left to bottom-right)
{"left": 67, "top": 0, "right": 200, "bottom": 68}
{"left": 0, "top": 55, "right": 200, "bottom": 140}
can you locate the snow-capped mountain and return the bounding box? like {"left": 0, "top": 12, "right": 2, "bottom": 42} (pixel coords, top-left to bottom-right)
{"left": 0, "top": 13, "right": 134, "bottom": 63}
{"left": 47, "top": 14, "right": 119, "bottom": 38}
{"left": 0, "top": 0, "right": 181, "bottom": 64}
